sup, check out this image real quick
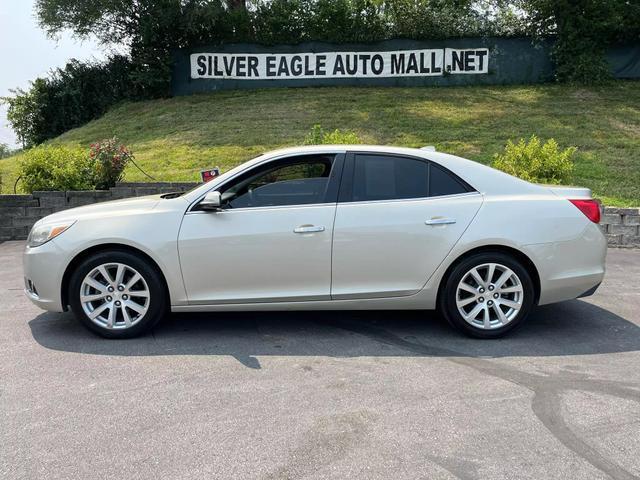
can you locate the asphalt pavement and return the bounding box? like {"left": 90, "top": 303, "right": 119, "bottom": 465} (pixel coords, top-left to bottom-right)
{"left": 1, "top": 240, "right": 639, "bottom": 480}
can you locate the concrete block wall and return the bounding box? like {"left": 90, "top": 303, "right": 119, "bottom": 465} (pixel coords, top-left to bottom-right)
{"left": 0, "top": 182, "right": 197, "bottom": 241}
{"left": 600, "top": 207, "right": 640, "bottom": 248}
{"left": 0, "top": 185, "right": 638, "bottom": 247}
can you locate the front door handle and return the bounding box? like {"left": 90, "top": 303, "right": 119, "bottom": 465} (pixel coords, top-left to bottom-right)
{"left": 294, "top": 225, "right": 325, "bottom": 233}
{"left": 425, "top": 218, "right": 456, "bottom": 226}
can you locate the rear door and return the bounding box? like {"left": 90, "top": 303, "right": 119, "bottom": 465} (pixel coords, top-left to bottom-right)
{"left": 331, "top": 152, "right": 483, "bottom": 299}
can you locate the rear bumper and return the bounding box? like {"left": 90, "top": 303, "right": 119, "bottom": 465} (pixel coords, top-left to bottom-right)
{"left": 524, "top": 223, "right": 607, "bottom": 306}
{"left": 577, "top": 282, "right": 601, "bottom": 298}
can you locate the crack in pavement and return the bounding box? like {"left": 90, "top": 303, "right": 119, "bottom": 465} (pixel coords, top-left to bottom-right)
{"left": 323, "top": 317, "right": 640, "bottom": 480}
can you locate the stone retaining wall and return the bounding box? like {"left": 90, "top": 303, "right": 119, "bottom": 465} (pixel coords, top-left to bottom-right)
{"left": 0, "top": 182, "right": 196, "bottom": 241}
{"left": 601, "top": 207, "right": 640, "bottom": 247}
{"left": 0, "top": 185, "right": 638, "bottom": 247}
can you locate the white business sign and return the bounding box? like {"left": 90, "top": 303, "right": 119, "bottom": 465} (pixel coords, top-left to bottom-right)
{"left": 190, "top": 48, "right": 489, "bottom": 80}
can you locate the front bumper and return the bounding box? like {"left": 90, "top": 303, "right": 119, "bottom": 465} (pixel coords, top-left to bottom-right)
{"left": 22, "top": 240, "right": 67, "bottom": 312}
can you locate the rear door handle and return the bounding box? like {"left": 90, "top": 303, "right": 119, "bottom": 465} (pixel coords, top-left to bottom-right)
{"left": 294, "top": 225, "right": 325, "bottom": 233}
{"left": 425, "top": 218, "right": 456, "bottom": 226}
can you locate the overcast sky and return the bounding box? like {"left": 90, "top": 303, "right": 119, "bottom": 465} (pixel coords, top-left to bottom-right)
{"left": 0, "top": 0, "right": 104, "bottom": 148}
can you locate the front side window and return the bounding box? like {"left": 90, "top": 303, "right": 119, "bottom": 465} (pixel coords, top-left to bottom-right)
{"left": 352, "top": 154, "right": 429, "bottom": 202}
{"left": 222, "top": 155, "right": 335, "bottom": 208}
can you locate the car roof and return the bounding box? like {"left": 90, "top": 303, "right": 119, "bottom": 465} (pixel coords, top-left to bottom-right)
{"left": 264, "top": 144, "right": 426, "bottom": 156}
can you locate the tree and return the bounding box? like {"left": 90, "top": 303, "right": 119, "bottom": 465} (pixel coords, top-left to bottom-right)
{"left": 35, "top": 0, "right": 255, "bottom": 97}
{"left": 0, "top": 143, "right": 13, "bottom": 158}
{"left": 2, "top": 82, "right": 46, "bottom": 148}
{"left": 3, "top": 56, "right": 133, "bottom": 147}
{"left": 522, "top": 0, "right": 640, "bottom": 82}
{"left": 228, "top": 0, "right": 246, "bottom": 10}
{"left": 35, "top": 0, "right": 183, "bottom": 97}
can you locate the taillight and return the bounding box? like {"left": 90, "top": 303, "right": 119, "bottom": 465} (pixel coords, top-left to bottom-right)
{"left": 569, "top": 199, "right": 601, "bottom": 223}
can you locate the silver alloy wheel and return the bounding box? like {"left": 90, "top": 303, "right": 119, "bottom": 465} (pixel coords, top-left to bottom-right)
{"left": 80, "top": 262, "right": 150, "bottom": 330}
{"left": 455, "top": 262, "right": 524, "bottom": 330}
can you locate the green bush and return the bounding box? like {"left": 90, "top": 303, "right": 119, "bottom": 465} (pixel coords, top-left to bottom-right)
{"left": 492, "top": 136, "right": 575, "bottom": 185}
{"left": 90, "top": 138, "right": 133, "bottom": 190}
{"left": 19, "top": 145, "right": 94, "bottom": 193}
{"left": 304, "top": 124, "right": 361, "bottom": 145}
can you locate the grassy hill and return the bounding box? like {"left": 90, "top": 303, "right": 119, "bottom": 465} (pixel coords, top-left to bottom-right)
{"left": 1, "top": 81, "right": 639, "bottom": 206}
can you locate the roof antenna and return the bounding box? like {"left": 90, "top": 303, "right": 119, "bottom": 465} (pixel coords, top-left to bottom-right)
{"left": 420, "top": 146, "right": 436, "bottom": 152}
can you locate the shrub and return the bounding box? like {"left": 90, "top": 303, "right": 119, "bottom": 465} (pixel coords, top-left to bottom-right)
{"left": 19, "top": 145, "right": 94, "bottom": 193}
{"left": 492, "top": 135, "right": 575, "bottom": 185}
{"left": 90, "top": 138, "right": 133, "bottom": 190}
{"left": 304, "top": 124, "right": 361, "bottom": 145}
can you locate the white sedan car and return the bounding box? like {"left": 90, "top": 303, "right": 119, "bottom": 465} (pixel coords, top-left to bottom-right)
{"left": 23, "top": 145, "right": 606, "bottom": 339}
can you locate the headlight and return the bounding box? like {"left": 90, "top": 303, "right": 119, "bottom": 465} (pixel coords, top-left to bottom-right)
{"left": 27, "top": 221, "right": 76, "bottom": 248}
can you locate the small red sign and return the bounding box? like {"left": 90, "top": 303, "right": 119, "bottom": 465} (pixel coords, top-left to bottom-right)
{"left": 200, "top": 167, "right": 220, "bottom": 183}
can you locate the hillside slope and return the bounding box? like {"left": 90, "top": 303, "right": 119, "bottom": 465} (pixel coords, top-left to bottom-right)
{"left": 1, "top": 82, "right": 639, "bottom": 205}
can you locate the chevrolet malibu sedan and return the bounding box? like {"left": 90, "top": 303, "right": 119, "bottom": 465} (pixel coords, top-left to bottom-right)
{"left": 23, "top": 145, "right": 606, "bottom": 339}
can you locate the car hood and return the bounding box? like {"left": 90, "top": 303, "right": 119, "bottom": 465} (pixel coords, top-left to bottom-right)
{"left": 36, "top": 194, "right": 165, "bottom": 226}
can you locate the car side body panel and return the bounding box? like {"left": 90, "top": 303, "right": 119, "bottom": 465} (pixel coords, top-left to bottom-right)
{"left": 22, "top": 145, "right": 607, "bottom": 316}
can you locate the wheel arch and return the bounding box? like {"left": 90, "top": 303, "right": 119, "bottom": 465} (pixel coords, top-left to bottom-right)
{"left": 60, "top": 243, "right": 170, "bottom": 310}
{"left": 436, "top": 244, "right": 541, "bottom": 307}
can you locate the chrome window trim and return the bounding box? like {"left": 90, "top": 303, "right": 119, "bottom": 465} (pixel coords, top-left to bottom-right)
{"left": 335, "top": 191, "right": 481, "bottom": 207}
{"left": 185, "top": 202, "right": 338, "bottom": 215}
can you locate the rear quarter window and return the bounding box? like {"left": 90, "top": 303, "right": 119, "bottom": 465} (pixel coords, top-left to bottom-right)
{"left": 429, "top": 164, "right": 472, "bottom": 197}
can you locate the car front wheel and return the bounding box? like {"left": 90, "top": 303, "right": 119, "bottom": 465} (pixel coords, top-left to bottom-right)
{"left": 439, "top": 252, "right": 535, "bottom": 338}
{"left": 68, "top": 250, "right": 167, "bottom": 339}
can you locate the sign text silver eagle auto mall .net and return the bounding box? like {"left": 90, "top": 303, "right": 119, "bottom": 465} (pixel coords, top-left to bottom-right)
{"left": 191, "top": 48, "right": 489, "bottom": 80}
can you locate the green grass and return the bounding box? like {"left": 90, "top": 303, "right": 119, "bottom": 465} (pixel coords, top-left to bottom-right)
{"left": 2, "top": 81, "right": 639, "bottom": 206}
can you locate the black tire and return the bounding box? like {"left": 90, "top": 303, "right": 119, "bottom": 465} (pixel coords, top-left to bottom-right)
{"left": 438, "top": 251, "right": 535, "bottom": 339}
{"left": 68, "top": 250, "right": 168, "bottom": 339}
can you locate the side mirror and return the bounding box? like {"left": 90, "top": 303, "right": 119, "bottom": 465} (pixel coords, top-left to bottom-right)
{"left": 200, "top": 191, "right": 223, "bottom": 211}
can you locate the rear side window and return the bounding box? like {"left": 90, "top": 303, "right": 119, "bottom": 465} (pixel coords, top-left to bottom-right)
{"left": 352, "top": 154, "right": 429, "bottom": 202}
{"left": 429, "top": 164, "right": 470, "bottom": 197}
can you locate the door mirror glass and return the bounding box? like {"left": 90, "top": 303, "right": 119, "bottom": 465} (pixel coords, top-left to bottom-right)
{"left": 200, "top": 191, "right": 223, "bottom": 211}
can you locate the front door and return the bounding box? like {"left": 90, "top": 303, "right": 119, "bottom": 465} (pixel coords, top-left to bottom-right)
{"left": 178, "top": 153, "right": 344, "bottom": 304}
{"left": 331, "top": 153, "right": 483, "bottom": 299}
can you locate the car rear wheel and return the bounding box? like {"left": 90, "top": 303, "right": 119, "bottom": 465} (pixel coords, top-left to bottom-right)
{"left": 68, "top": 250, "right": 167, "bottom": 338}
{"left": 439, "top": 252, "right": 535, "bottom": 338}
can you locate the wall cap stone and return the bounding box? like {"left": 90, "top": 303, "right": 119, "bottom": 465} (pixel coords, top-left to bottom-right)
{"left": 604, "top": 207, "right": 640, "bottom": 215}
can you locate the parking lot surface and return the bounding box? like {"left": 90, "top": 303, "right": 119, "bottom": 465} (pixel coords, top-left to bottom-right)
{"left": 1, "top": 240, "right": 639, "bottom": 480}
